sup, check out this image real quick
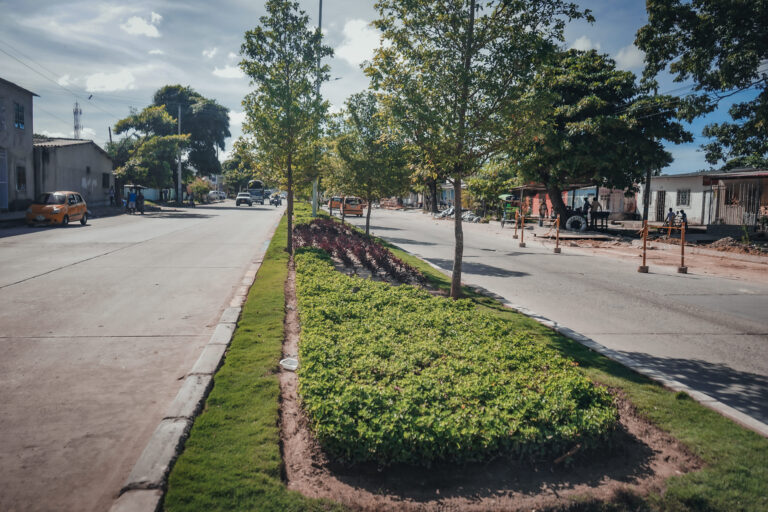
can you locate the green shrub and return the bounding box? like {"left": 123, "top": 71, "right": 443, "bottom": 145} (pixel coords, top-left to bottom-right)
{"left": 295, "top": 248, "right": 619, "bottom": 466}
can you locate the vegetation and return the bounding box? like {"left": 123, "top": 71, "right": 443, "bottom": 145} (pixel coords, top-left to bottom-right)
{"left": 240, "top": 0, "right": 333, "bottom": 252}
{"left": 367, "top": 0, "right": 590, "bottom": 298}
{"left": 509, "top": 49, "right": 691, "bottom": 220}
{"left": 637, "top": 0, "right": 768, "bottom": 169}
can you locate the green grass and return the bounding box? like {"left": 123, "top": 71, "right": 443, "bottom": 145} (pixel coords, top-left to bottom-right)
{"left": 163, "top": 210, "right": 343, "bottom": 512}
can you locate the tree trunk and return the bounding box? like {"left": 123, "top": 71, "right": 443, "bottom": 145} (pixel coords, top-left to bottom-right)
{"left": 341, "top": 200, "right": 346, "bottom": 225}
{"left": 365, "top": 197, "right": 372, "bottom": 235}
{"left": 430, "top": 178, "right": 438, "bottom": 213}
{"left": 547, "top": 184, "right": 568, "bottom": 221}
{"left": 451, "top": 178, "right": 464, "bottom": 299}
{"left": 287, "top": 153, "right": 293, "bottom": 254}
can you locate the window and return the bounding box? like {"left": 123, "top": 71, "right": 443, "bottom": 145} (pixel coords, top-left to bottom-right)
{"left": 102, "top": 173, "right": 111, "bottom": 188}
{"left": 14, "top": 103, "right": 25, "bottom": 130}
{"left": 86, "top": 165, "right": 91, "bottom": 174}
{"left": 676, "top": 189, "right": 690, "bottom": 206}
{"left": 16, "top": 166, "right": 26, "bottom": 192}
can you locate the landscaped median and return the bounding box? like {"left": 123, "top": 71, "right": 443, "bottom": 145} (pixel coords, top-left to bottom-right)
{"left": 164, "top": 204, "right": 768, "bottom": 512}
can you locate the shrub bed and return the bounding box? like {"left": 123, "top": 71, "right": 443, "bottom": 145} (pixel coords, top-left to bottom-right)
{"left": 295, "top": 246, "right": 619, "bottom": 466}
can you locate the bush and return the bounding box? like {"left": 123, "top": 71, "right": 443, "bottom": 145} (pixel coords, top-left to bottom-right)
{"left": 295, "top": 248, "right": 619, "bottom": 466}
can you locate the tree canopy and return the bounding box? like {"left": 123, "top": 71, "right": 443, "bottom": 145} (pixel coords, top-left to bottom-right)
{"left": 636, "top": 0, "right": 768, "bottom": 168}
{"left": 511, "top": 50, "right": 691, "bottom": 219}
{"left": 367, "top": 0, "right": 590, "bottom": 297}
{"left": 240, "top": 0, "right": 332, "bottom": 252}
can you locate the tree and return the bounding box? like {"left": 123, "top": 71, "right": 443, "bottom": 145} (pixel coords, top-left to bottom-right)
{"left": 111, "top": 106, "right": 189, "bottom": 189}
{"left": 465, "top": 158, "right": 520, "bottom": 216}
{"left": 240, "top": 0, "right": 332, "bottom": 253}
{"left": 335, "top": 92, "right": 412, "bottom": 235}
{"left": 152, "top": 85, "right": 231, "bottom": 176}
{"left": 636, "top": 0, "right": 768, "bottom": 168}
{"left": 510, "top": 50, "right": 691, "bottom": 220}
{"left": 367, "top": 0, "right": 590, "bottom": 298}
{"left": 222, "top": 138, "right": 259, "bottom": 194}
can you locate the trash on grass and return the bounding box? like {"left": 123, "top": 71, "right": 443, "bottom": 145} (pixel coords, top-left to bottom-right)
{"left": 279, "top": 357, "right": 299, "bottom": 371}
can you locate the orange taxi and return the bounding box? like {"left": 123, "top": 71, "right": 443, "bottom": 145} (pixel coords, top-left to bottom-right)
{"left": 26, "top": 191, "right": 88, "bottom": 226}
{"left": 341, "top": 196, "right": 365, "bottom": 217}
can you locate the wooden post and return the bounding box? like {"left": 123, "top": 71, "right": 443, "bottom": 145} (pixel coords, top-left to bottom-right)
{"left": 554, "top": 215, "right": 561, "bottom": 253}
{"left": 519, "top": 213, "right": 526, "bottom": 248}
{"left": 678, "top": 223, "right": 688, "bottom": 273}
{"left": 513, "top": 209, "right": 519, "bottom": 239}
{"left": 638, "top": 220, "right": 649, "bottom": 273}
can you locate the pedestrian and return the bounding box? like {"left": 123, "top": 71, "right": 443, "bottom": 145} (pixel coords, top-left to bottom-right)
{"left": 137, "top": 191, "right": 145, "bottom": 215}
{"left": 679, "top": 209, "right": 688, "bottom": 230}
{"left": 109, "top": 186, "right": 115, "bottom": 206}
{"left": 127, "top": 189, "right": 137, "bottom": 214}
{"left": 665, "top": 207, "right": 676, "bottom": 226}
{"left": 590, "top": 197, "right": 602, "bottom": 228}
{"left": 538, "top": 200, "right": 548, "bottom": 227}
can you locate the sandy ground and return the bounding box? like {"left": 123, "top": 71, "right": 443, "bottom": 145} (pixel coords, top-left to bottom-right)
{"left": 279, "top": 262, "right": 700, "bottom": 511}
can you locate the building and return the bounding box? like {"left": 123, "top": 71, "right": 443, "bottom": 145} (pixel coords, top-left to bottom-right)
{"left": 33, "top": 138, "right": 114, "bottom": 206}
{"left": 0, "top": 77, "right": 38, "bottom": 211}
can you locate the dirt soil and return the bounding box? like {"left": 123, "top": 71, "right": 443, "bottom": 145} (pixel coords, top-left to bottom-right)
{"left": 279, "top": 262, "right": 701, "bottom": 511}
{"left": 563, "top": 238, "right": 768, "bottom": 284}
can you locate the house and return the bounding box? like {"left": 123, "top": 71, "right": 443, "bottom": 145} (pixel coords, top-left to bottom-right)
{"left": 0, "top": 77, "right": 38, "bottom": 211}
{"left": 639, "top": 168, "right": 768, "bottom": 234}
{"left": 33, "top": 138, "right": 114, "bottom": 206}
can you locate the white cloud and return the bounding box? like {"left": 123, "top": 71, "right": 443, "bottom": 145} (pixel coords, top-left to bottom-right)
{"left": 81, "top": 127, "right": 97, "bottom": 139}
{"left": 150, "top": 12, "right": 162, "bottom": 24}
{"left": 228, "top": 52, "right": 237, "bottom": 60}
{"left": 228, "top": 110, "right": 246, "bottom": 129}
{"left": 203, "top": 47, "right": 218, "bottom": 59}
{"left": 57, "top": 74, "right": 72, "bottom": 86}
{"left": 569, "top": 35, "right": 601, "bottom": 52}
{"left": 614, "top": 44, "right": 645, "bottom": 70}
{"left": 148, "top": 49, "right": 164, "bottom": 55}
{"left": 39, "top": 129, "right": 70, "bottom": 139}
{"left": 85, "top": 69, "right": 136, "bottom": 92}
{"left": 120, "top": 14, "right": 161, "bottom": 38}
{"left": 335, "top": 19, "right": 380, "bottom": 67}
{"left": 213, "top": 65, "right": 244, "bottom": 78}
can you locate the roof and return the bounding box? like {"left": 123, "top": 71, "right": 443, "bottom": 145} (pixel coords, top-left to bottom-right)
{"left": 0, "top": 77, "right": 39, "bottom": 97}
{"left": 658, "top": 167, "right": 768, "bottom": 179}
{"left": 33, "top": 138, "right": 113, "bottom": 162}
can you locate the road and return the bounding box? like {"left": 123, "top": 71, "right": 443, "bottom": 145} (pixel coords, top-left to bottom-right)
{"left": 0, "top": 201, "right": 283, "bottom": 512}
{"left": 344, "top": 208, "right": 768, "bottom": 430}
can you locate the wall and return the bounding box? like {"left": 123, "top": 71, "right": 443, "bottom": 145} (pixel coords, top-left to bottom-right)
{"left": 35, "top": 142, "right": 114, "bottom": 206}
{"left": 0, "top": 81, "right": 34, "bottom": 210}
{"left": 640, "top": 175, "right": 708, "bottom": 224}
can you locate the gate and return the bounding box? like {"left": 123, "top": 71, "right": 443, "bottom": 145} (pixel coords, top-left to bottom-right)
{"left": 655, "top": 190, "right": 666, "bottom": 222}
{"left": 709, "top": 181, "right": 761, "bottom": 227}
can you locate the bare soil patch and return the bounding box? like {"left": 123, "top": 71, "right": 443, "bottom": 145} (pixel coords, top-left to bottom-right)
{"left": 279, "top": 262, "right": 701, "bottom": 511}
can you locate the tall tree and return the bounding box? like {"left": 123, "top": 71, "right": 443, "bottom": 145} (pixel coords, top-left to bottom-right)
{"left": 240, "top": 0, "right": 332, "bottom": 253}
{"left": 152, "top": 85, "right": 231, "bottom": 176}
{"left": 510, "top": 50, "right": 691, "bottom": 221}
{"left": 111, "top": 106, "right": 189, "bottom": 188}
{"left": 335, "top": 92, "right": 411, "bottom": 235}
{"left": 367, "top": 0, "right": 590, "bottom": 298}
{"left": 222, "top": 138, "right": 259, "bottom": 194}
{"left": 636, "top": 0, "right": 768, "bottom": 168}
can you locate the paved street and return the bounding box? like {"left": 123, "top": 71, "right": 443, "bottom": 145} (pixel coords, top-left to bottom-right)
{"left": 344, "top": 208, "right": 768, "bottom": 430}
{"left": 0, "top": 202, "right": 283, "bottom": 512}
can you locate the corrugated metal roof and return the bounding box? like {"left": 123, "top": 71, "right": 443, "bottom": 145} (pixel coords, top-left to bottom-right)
{"left": 33, "top": 138, "right": 93, "bottom": 148}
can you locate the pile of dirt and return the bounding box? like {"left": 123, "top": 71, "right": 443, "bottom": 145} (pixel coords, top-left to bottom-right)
{"left": 708, "top": 237, "right": 768, "bottom": 256}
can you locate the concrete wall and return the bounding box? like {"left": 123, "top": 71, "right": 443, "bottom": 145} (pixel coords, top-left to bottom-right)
{"left": 34, "top": 142, "right": 114, "bottom": 206}
{"left": 0, "top": 81, "right": 35, "bottom": 210}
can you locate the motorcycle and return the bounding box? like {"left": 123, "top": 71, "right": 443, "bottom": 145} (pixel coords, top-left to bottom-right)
{"left": 270, "top": 196, "right": 282, "bottom": 207}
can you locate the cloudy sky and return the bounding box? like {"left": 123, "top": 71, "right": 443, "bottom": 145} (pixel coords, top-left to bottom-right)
{"left": 0, "top": 0, "right": 754, "bottom": 174}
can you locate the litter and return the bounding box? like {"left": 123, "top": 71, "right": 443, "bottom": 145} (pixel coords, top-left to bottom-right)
{"left": 279, "top": 357, "right": 299, "bottom": 371}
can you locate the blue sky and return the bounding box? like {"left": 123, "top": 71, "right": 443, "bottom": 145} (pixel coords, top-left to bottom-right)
{"left": 0, "top": 0, "right": 746, "bottom": 174}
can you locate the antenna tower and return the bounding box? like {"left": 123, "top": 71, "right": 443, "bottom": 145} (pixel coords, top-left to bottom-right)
{"left": 73, "top": 101, "right": 83, "bottom": 139}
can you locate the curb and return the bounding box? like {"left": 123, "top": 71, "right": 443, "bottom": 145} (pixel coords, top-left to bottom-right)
{"left": 418, "top": 258, "right": 768, "bottom": 439}
{"left": 109, "top": 214, "right": 283, "bottom": 512}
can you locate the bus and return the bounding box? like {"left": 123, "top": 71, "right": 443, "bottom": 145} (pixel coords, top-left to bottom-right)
{"left": 247, "top": 179, "right": 265, "bottom": 205}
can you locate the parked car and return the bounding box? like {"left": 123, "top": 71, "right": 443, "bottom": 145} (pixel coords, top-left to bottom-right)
{"left": 26, "top": 191, "right": 88, "bottom": 226}
{"left": 329, "top": 196, "right": 343, "bottom": 210}
{"left": 342, "top": 196, "right": 365, "bottom": 217}
{"left": 236, "top": 192, "right": 253, "bottom": 207}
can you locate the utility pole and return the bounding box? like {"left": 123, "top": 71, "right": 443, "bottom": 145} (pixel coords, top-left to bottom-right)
{"left": 177, "top": 104, "right": 182, "bottom": 204}
{"left": 311, "top": 0, "right": 323, "bottom": 217}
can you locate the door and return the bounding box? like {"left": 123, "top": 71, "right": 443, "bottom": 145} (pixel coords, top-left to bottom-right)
{"left": 655, "top": 191, "right": 666, "bottom": 222}
{"left": 0, "top": 148, "right": 8, "bottom": 210}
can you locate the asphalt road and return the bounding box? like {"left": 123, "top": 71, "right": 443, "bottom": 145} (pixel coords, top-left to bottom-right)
{"left": 344, "top": 208, "right": 768, "bottom": 430}
{"left": 0, "top": 201, "right": 284, "bottom": 512}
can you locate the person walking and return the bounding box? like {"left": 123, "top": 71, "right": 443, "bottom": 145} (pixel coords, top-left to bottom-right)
{"left": 590, "top": 197, "right": 602, "bottom": 229}
{"left": 127, "top": 189, "right": 137, "bottom": 214}
{"left": 679, "top": 209, "right": 688, "bottom": 230}
{"left": 665, "top": 207, "right": 676, "bottom": 226}
{"left": 538, "top": 200, "right": 548, "bottom": 227}
{"left": 137, "top": 191, "right": 145, "bottom": 215}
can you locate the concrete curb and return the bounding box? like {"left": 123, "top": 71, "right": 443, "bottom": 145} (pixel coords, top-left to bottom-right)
{"left": 419, "top": 257, "right": 768, "bottom": 439}
{"left": 109, "top": 213, "right": 283, "bottom": 512}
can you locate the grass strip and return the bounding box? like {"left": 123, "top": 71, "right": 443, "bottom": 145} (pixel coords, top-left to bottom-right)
{"left": 383, "top": 237, "right": 768, "bottom": 512}
{"left": 163, "top": 212, "right": 342, "bottom": 512}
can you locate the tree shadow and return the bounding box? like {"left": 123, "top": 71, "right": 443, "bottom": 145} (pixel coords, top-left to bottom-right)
{"left": 143, "top": 212, "right": 214, "bottom": 219}
{"left": 615, "top": 351, "right": 768, "bottom": 425}
{"left": 385, "top": 237, "right": 438, "bottom": 246}
{"left": 427, "top": 258, "right": 529, "bottom": 278}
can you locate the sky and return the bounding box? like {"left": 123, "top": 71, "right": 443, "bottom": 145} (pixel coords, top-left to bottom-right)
{"left": 0, "top": 0, "right": 752, "bottom": 174}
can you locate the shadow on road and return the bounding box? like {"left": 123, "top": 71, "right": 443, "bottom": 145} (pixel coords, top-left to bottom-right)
{"left": 619, "top": 351, "right": 768, "bottom": 425}
{"left": 144, "top": 212, "right": 214, "bottom": 219}
{"left": 385, "top": 237, "right": 438, "bottom": 246}
{"left": 427, "top": 258, "right": 529, "bottom": 278}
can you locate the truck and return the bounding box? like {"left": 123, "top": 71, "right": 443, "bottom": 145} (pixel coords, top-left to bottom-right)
{"left": 247, "top": 179, "right": 266, "bottom": 205}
